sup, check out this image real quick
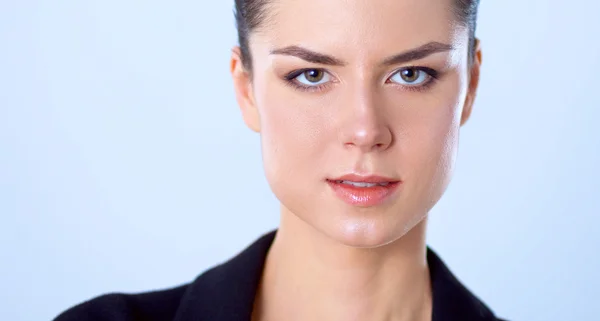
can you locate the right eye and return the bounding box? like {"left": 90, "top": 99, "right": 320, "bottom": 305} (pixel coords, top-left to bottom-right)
{"left": 292, "top": 69, "right": 331, "bottom": 86}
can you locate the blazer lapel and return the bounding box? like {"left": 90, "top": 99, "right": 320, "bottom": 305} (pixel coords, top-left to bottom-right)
{"left": 173, "top": 231, "right": 274, "bottom": 321}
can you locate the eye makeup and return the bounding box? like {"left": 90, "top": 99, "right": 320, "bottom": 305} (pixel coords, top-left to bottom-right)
{"left": 282, "top": 66, "right": 442, "bottom": 93}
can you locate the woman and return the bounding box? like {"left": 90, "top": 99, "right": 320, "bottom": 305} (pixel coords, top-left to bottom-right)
{"left": 55, "top": 0, "right": 508, "bottom": 320}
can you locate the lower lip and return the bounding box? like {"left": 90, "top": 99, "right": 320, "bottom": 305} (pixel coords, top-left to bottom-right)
{"left": 326, "top": 180, "right": 401, "bottom": 207}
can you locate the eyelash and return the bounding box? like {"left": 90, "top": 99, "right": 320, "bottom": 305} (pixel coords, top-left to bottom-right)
{"left": 283, "top": 67, "right": 440, "bottom": 93}
{"left": 283, "top": 69, "right": 332, "bottom": 93}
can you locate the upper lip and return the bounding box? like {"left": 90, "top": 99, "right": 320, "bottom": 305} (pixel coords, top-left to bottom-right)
{"left": 327, "top": 174, "right": 400, "bottom": 183}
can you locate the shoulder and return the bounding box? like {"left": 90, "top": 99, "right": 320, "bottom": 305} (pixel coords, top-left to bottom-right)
{"left": 52, "top": 231, "right": 276, "bottom": 321}
{"left": 53, "top": 284, "right": 189, "bottom": 321}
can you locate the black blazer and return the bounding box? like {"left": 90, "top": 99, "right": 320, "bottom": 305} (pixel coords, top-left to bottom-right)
{"left": 54, "top": 230, "right": 507, "bottom": 321}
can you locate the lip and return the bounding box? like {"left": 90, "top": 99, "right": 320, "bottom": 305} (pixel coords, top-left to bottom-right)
{"left": 328, "top": 174, "right": 400, "bottom": 184}
{"left": 326, "top": 174, "right": 402, "bottom": 207}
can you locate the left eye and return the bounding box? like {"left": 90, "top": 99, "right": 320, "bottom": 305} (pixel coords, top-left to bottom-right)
{"left": 294, "top": 69, "right": 331, "bottom": 86}
{"left": 388, "top": 68, "right": 430, "bottom": 85}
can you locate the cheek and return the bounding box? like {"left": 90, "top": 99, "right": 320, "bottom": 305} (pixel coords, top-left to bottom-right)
{"left": 402, "top": 78, "right": 466, "bottom": 200}
{"left": 253, "top": 79, "right": 334, "bottom": 185}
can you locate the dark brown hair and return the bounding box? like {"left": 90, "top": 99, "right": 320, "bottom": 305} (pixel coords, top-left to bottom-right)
{"left": 234, "top": 0, "right": 480, "bottom": 73}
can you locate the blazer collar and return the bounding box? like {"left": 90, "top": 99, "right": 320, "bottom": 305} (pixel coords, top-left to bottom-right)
{"left": 174, "top": 230, "right": 498, "bottom": 321}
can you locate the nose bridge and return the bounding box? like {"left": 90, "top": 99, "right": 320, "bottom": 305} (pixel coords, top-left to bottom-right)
{"left": 338, "top": 78, "right": 393, "bottom": 151}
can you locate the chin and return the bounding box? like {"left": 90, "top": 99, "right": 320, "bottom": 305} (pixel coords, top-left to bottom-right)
{"left": 323, "top": 213, "right": 416, "bottom": 249}
{"left": 275, "top": 181, "right": 430, "bottom": 249}
{"left": 334, "top": 232, "right": 398, "bottom": 249}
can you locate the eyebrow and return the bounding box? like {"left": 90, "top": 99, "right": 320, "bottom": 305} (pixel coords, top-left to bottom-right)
{"left": 269, "top": 41, "right": 454, "bottom": 66}
{"left": 270, "top": 46, "right": 346, "bottom": 66}
{"left": 382, "top": 42, "right": 454, "bottom": 65}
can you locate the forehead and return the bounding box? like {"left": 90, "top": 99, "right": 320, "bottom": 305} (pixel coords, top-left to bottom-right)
{"left": 252, "top": 0, "right": 466, "bottom": 61}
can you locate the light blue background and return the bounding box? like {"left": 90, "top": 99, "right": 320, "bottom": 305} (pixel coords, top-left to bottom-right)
{"left": 1, "top": 1, "right": 598, "bottom": 320}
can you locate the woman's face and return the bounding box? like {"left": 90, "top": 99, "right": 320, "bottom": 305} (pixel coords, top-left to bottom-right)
{"left": 232, "top": 0, "right": 481, "bottom": 248}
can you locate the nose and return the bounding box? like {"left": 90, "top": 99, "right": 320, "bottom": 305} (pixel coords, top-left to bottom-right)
{"left": 338, "top": 87, "right": 393, "bottom": 153}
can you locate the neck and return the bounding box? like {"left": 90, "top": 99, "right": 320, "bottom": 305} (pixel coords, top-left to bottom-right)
{"left": 252, "top": 206, "right": 432, "bottom": 321}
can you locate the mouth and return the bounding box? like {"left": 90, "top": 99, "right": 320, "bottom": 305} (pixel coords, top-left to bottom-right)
{"left": 329, "top": 180, "right": 394, "bottom": 187}
{"left": 325, "top": 174, "right": 402, "bottom": 207}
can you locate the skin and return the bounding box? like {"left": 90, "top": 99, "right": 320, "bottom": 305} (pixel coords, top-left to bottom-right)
{"left": 230, "top": 0, "right": 482, "bottom": 320}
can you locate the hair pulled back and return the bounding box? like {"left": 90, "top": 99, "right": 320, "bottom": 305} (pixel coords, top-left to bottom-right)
{"left": 234, "top": 0, "right": 480, "bottom": 73}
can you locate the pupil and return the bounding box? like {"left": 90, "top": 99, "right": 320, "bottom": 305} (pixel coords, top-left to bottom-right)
{"left": 402, "top": 69, "right": 417, "bottom": 81}
{"left": 306, "top": 70, "right": 322, "bottom": 82}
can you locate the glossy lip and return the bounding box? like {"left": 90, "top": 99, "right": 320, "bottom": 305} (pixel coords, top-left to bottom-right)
{"left": 328, "top": 174, "right": 401, "bottom": 184}
{"left": 326, "top": 174, "right": 402, "bottom": 207}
